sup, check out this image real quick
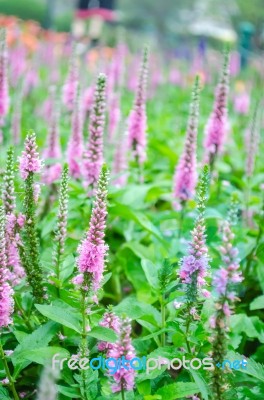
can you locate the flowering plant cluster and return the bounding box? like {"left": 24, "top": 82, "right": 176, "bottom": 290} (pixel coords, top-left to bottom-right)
{"left": 0, "top": 21, "right": 263, "bottom": 400}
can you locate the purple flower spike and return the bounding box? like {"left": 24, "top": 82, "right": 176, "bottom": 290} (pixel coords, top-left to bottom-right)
{"left": 173, "top": 76, "right": 200, "bottom": 206}
{"left": 0, "top": 206, "right": 14, "bottom": 328}
{"left": 67, "top": 86, "right": 83, "bottom": 178}
{"left": 74, "top": 165, "right": 109, "bottom": 293}
{"left": 204, "top": 51, "right": 230, "bottom": 168}
{"left": 127, "top": 47, "right": 149, "bottom": 165}
{"left": 83, "top": 73, "right": 107, "bottom": 192}
{"left": 19, "top": 131, "right": 42, "bottom": 180}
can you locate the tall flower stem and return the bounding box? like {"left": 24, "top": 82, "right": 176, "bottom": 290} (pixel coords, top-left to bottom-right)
{"left": 18, "top": 132, "right": 44, "bottom": 303}
{"left": 0, "top": 342, "right": 19, "bottom": 400}
{"left": 211, "top": 310, "right": 226, "bottom": 400}
{"left": 83, "top": 73, "right": 107, "bottom": 194}
{"left": 73, "top": 165, "right": 109, "bottom": 400}
{"left": 121, "top": 387, "right": 126, "bottom": 400}
{"left": 173, "top": 76, "right": 200, "bottom": 207}
{"left": 204, "top": 50, "right": 230, "bottom": 171}
{"left": 80, "top": 290, "right": 88, "bottom": 400}
{"left": 185, "top": 318, "right": 192, "bottom": 353}
{"left": 53, "top": 165, "right": 69, "bottom": 297}
{"left": 22, "top": 172, "right": 44, "bottom": 302}
{"left": 178, "top": 166, "right": 210, "bottom": 352}
{"left": 128, "top": 46, "right": 149, "bottom": 170}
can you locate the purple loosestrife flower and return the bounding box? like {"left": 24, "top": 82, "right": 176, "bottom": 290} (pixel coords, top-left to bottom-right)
{"left": 204, "top": 51, "right": 230, "bottom": 168}
{"left": 43, "top": 87, "right": 62, "bottom": 184}
{"left": 212, "top": 195, "right": 243, "bottom": 320}
{"left": 62, "top": 47, "right": 78, "bottom": 111}
{"left": 179, "top": 165, "right": 210, "bottom": 301}
{"left": 108, "top": 317, "right": 136, "bottom": 393}
{"left": 98, "top": 310, "right": 121, "bottom": 352}
{"left": 0, "top": 206, "right": 14, "bottom": 328}
{"left": 67, "top": 87, "right": 83, "bottom": 178}
{"left": 127, "top": 47, "right": 149, "bottom": 164}
{"left": 19, "top": 132, "right": 42, "bottom": 180}
{"left": 5, "top": 213, "right": 25, "bottom": 286}
{"left": 3, "top": 148, "right": 25, "bottom": 285}
{"left": 73, "top": 165, "right": 109, "bottom": 294}
{"left": 83, "top": 73, "right": 107, "bottom": 192}
{"left": 0, "top": 29, "right": 10, "bottom": 128}
{"left": 211, "top": 195, "right": 242, "bottom": 399}
{"left": 173, "top": 76, "right": 200, "bottom": 207}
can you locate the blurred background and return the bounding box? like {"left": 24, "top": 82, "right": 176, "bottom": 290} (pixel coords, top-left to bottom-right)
{"left": 0, "top": 0, "right": 264, "bottom": 74}
{"left": 0, "top": 0, "right": 263, "bottom": 47}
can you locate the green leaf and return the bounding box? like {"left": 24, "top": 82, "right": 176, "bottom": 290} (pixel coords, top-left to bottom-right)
{"left": 110, "top": 203, "right": 166, "bottom": 244}
{"left": 137, "top": 380, "right": 151, "bottom": 395}
{"left": 257, "top": 262, "right": 264, "bottom": 293}
{"left": 60, "top": 254, "right": 75, "bottom": 282}
{"left": 227, "top": 351, "right": 264, "bottom": 382}
{"left": 57, "top": 385, "right": 81, "bottom": 398}
{"left": 0, "top": 387, "right": 11, "bottom": 400}
{"left": 171, "top": 332, "right": 185, "bottom": 347}
{"left": 14, "top": 347, "right": 69, "bottom": 365}
{"left": 189, "top": 370, "right": 209, "bottom": 400}
{"left": 141, "top": 259, "right": 159, "bottom": 288}
{"left": 35, "top": 304, "right": 82, "bottom": 333}
{"left": 87, "top": 327, "right": 118, "bottom": 343}
{"left": 114, "top": 295, "right": 161, "bottom": 324}
{"left": 12, "top": 321, "right": 59, "bottom": 374}
{"left": 230, "top": 314, "right": 259, "bottom": 338}
{"left": 156, "top": 382, "right": 199, "bottom": 399}
{"left": 250, "top": 295, "right": 264, "bottom": 310}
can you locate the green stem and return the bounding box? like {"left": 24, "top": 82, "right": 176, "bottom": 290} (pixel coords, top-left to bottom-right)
{"left": 0, "top": 342, "right": 19, "bottom": 400}
{"left": 14, "top": 297, "right": 33, "bottom": 331}
{"left": 178, "top": 202, "right": 186, "bottom": 238}
{"left": 80, "top": 291, "right": 88, "bottom": 400}
{"left": 121, "top": 384, "right": 125, "bottom": 400}
{"left": 185, "top": 302, "right": 193, "bottom": 354}
{"left": 55, "top": 243, "right": 62, "bottom": 299}
{"left": 245, "top": 177, "right": 251, "bottom": 226}
{"left": 160, "top": 295, "right": 166, "bottom": 347}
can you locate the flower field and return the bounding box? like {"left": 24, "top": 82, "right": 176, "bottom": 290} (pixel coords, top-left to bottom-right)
{"left": 0, "top": 16, "right": 264, "bottom": 400}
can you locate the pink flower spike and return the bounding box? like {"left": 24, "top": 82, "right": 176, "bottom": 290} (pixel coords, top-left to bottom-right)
{"left": 19, "top": 132, "right": 43, "bottom": 180}
{"left": 108, "top": 317, "right": 136, "bottom": 392}
{"left": 0, "top": 29, "right": 10, "bottom": 121}
{"left": 127, "top": 47, "right": 149, "bottom": 165}
{"left": 0, "top": 206, "right": 14, "bottom": 327}
{"left": 75, "top": 165, "right": 109, "bottom": 293}
{"left": 62, "top": 46, "right": 78, "bottom": 111}
{"left": 83, "top": 73, "right": 107, "bottom": 192}
{"left": 67, "top": 86, "right": 83, "bottom": 178}
{"left": 173, "top": 76, "right": 200, "bottom": 206}
{"left": 204, "top": 50, "right": 230, "bottom": 167}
